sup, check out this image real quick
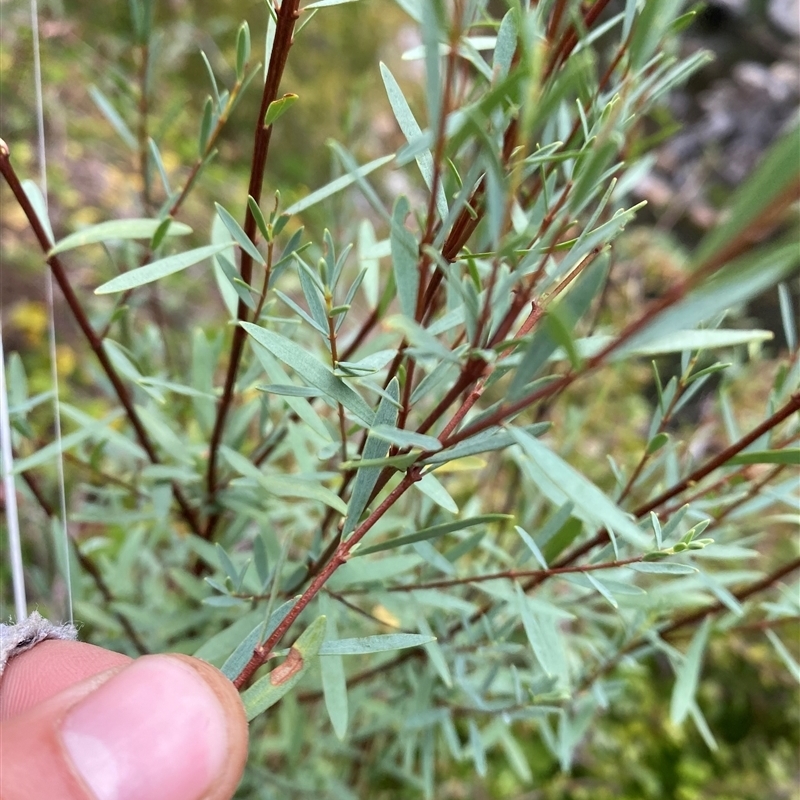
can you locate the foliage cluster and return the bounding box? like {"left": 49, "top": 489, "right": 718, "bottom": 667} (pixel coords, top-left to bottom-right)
{"left": 1, "top": 0, "right": 799, "bottom": 797}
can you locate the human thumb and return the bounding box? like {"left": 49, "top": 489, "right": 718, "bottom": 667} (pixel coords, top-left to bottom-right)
{"left": 0, "top": 641, "right": 248, "bottom": 800}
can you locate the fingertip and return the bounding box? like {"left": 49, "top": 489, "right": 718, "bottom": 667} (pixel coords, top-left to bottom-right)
{"left": 0, "top": 649, "right": 248, "bottom": 800}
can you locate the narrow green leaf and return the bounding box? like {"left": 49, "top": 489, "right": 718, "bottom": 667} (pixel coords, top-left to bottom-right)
{"left": 778, "top": 283, "right": 797, "bottom": 352}
{"left": 585, "top": 574, "right": 618, "bottom": 609}
{"left": 320, "top": 633, "right": 435, "bottom": 655}
{"left": 356, "top": 514, "right": 510, "bottom": 556}
{"left": 215, "top": 202, "right": 265, "bottom": 265}
{"left": 242, "top": 615, "right": 327, "bottom": 720}
{"left": 620, "top": 242, "right": 799, "bottom": 356}
{"left": 493, "top": 11, "right": 516, "bottom": 80}
{"left": 304, "top": 0, "right": 358, "bottom": 7}
{"left": 49, "top": 219, "right": 191, "bottom": 256}
{"left": 249, "top": 347, "right": 332, "bottom": 442}
{"left": 89, "top": 85, "right": 137, "bottom": 149}
{"left": 515, "top": 584, "right": 568, "bottom": 680}
{"left": 21, "top": 179, "right": 54, "bottom": 243}
{"left": 646, "top": 432, "right": 670, "bottom": 455}
{"left": 236, "top": 21, "right": 251, "bottom": 81}
{"left": 629, "top": 561, "right": 698, "bottom": 575}
{"left": 264, "top": 93, "right": 299, "bottom": 126}
{"left": 515, "top": 525, "right": 548, "bottom": 569}
{"left": 469, "top": 720, "right": 488, "bottom": 777}
{"left": 243, "top": 323, "right": 374, "bottom": 425}
{"left": 418, "top": 616, "right": 452, "bottom": 687}
{"left": 258, "top": 384, "right": 321, "bottom": 398}
{"left": 694, "top": 124, "right": 800, "bottom": 268}
{"left": 727, "top": 449, "right": 800, "bottom": 466}
{"left": 247, "top": 196, "right": 270, "bottom": 243}
{"left": 215, "top": 254, "right": 256, "bottom": 311}
{"left": 423, "top": 423, "right": 550, "bottom": 465}
{"left": 336, "top": 350, "right": 397, "bottom": 377}
{"left": 95, "top": 243, "right": 231, "bottom": 294}
{"left": 765, "top": 629, "right": 800, "bottom": 683}
{"left": 321, "top": 604, "right": 348, "bottom": 740}
{"left": 199, "top": 96, "right": 213, "bottom": 155}
{"left": 220, "top": 599, "right": 296, "bottom": 680}
{"left": 380, "top": 63, "right": 447, "bottom": 219}
{"left": 220, "top": 445, "right": 348, "bottom": 514}
{"left": 216, "top": 544, "right": 239, "bottom": 584}
{"left": 670, "top": 618, "right": 712, "bottom": 725}
{"left": 284, "top": 154, "right": 394, "bottom": 216}
{"left": 253, "top": 533, "right": 269, "bottom": 589}
{"left": 511, "top": 427, "right": 648, "bottom": 547}
{"left": 369, "top": 424, "right": 442, "bottom": 452}
{"left": 391, "top": 195, "right": 419, "bottom": 318}
{"left": 415, "top": 471, "right": 458, "bottom": 513}
{"left": 12, "top": 411, "right": 124, "bottom": 473}
{"left": 342, "top": 379, "right": 400, "bottom": 537}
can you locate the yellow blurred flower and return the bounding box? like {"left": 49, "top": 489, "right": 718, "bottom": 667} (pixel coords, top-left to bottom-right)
{"left": 9, "top": 301, "right": 48, "bottom": 345}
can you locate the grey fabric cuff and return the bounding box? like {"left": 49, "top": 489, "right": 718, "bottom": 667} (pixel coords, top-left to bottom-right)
{"left": 0, "top": 611, "right": 78, "bottom": 678}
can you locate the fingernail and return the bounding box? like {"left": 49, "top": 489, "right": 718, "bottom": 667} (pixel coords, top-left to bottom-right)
{"left": 60, "top": 656, "right": 228, "bottom": 800}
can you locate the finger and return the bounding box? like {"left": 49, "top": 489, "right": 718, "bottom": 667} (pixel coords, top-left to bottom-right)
{"left": 1, "top": 651, "right": 248, "bottom": 800}
{"left": 1, "top": 640, "right": 132, "bottom": 719}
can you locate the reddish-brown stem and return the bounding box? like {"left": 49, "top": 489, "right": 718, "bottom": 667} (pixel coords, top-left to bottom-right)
{"left": 233, "top": 470, "right": 421, "bottom": 689}
{"left": 0, "top": 142, "right": 203, "bottom": 538}
{"left": 547, "top": 0, "right": 569, "bottom": 41}
{"left": 206, "top": 0, "right": 301, "bottom": 502}
{"left": 635, "top": 392, "right": 800, "bottom": 518}
{"left": 416, "top": 7, "right": 461, "bottom": 318}
{"left": 577, "top": 556, "right": 800, "bottom": 692}
{"left": 544, "top": 0, "right": 615, "bottom": 81}
{"left": 345, "top": 556, "right": 643, "bottom": 593}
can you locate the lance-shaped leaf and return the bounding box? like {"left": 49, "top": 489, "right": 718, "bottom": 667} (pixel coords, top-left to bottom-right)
{"left": 242, "top": 323, "right": 374, "bottom": 426}
{"left": 511, "top": 426, "right": 648, "bottom": 547}
{"left": 220, "top": 598, "right": 298, "bottom": 680}
{"left": 319, "top": 633, "right": 436, "bottom": 655}
{"left": 391, "top": 195, "right": 419, "bottom": 319}
{"left": 356, "top": 514, "right": 510, "bottom": 556}
{"left": 220, "top": 445, "right": 347, "bottom": 515}
{"left": 283, "top": 154, "right": 394, "bottom": 217}
{"left": 321, "top": 601, "right": 348, "bottom": 740}
{"left": 670, "top": 617, "right": 712, "bottom": 725}
{"left": 241, "top": 615, "right": 327, "bottom": 720}
{"left": 95, "top": 243, "right": 232, "bottom": 294}
{"left": 342, "top": 378, "right": 399, "bottom": 537}
{"left": 50, "top": 219, "right": 191, "bottom": 256}
{"left": 215, "top": 202, "right": 265, "bottom": 265}
{"left": 380, "top": 63, "right": 448, "bottom": 219}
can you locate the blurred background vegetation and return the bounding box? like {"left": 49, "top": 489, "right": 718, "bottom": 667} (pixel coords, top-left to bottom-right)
{"left": 1, "top": 0, "right": 797, "bottom": 797}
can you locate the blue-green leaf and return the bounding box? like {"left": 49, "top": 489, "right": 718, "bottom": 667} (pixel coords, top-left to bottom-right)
{"left": 342, "top": 379, "right": 400, "bottom": 537}
{"left": 284, "top": 154, "right": 394, "bottom": 216}
{"left": 242, "top": 616, "right": 327, "bottom": 720}
{"left": 95, "top": 243, "right": 231, "bottom": 294}
{"left": 670, "top": 618, "right": 711, "bottom": 725}
{"left": 243, "top": 323, "right": 374, "bottom": 426}
{"left": 511, "top": 427, "right": 648, "bottom": 547}
{"left": 321, "top": 602, "right": 348, "bottom": 740}
{"left": 50, "top": 219, "right": 191, "bottom": 256}
{"left": 391, "top": 195, "right": 419, "bottom": 319}
{"left": 380, "top": 63, "right": 448, "bottom": 219}
{"left": 215, "top": 202, "right": 265, "bottom": 265}
{"left": 220, "top": 598, "right": 297, "bottom": 680}
{"left": 320, "top": 633, "right": 435, "bottom": 655}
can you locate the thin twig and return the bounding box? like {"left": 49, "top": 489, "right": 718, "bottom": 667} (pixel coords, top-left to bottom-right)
{"left": 206, "top": 0, "right": 302, "bottom": 504}
{"left": 0, "top": 141, "right": 204, "bottom": 539}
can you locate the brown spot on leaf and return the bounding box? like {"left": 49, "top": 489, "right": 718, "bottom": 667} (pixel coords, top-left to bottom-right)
{"left": 269, "top": 647, "right": 303, "bottom": 685}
